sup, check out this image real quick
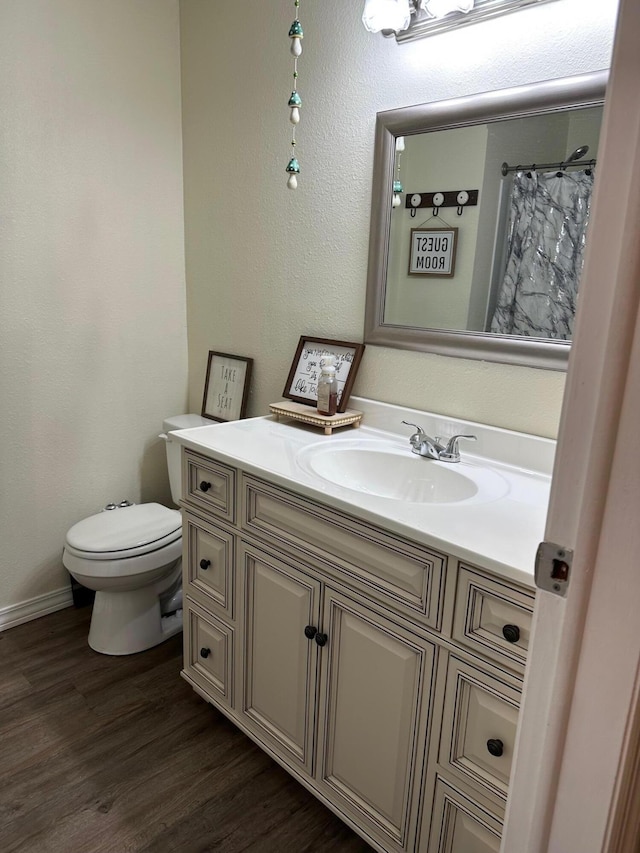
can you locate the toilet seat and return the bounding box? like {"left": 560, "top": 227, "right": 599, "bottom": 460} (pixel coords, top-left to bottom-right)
{"left": 65, "top": 503, "right": 181, "bottom": 560}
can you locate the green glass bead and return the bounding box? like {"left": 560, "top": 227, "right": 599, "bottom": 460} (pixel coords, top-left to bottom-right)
{"left": 286, "top": 157, "right": 301, "bottom": 174}
{"left": 288, "top": 20, "right": 303, "bottom": 37}
{"left": 393, "top": 180, "right": 403, "bottom": 193}
{"left": 288, "top": 91, "right": 302, "bottom": 107}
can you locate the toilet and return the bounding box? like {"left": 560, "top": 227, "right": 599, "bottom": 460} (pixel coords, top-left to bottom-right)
{"left": 63, "top": 414, "right": 210, "bottom": 655}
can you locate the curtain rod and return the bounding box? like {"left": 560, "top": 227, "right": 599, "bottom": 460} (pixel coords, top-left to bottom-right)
{"left": 501, "top": 158, "right": 597, "bottom": 176}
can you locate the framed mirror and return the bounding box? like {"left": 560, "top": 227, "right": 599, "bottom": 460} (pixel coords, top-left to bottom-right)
{"left": 364, "top": 71, "right": 608, "bottom": 370}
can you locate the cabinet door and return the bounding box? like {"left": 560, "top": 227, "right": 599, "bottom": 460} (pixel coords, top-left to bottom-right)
{"left": 317, "top": 589, "right": 435, "bottom": 853}
{"left": 240, "top": 544, "right": 321, "bottom": 775}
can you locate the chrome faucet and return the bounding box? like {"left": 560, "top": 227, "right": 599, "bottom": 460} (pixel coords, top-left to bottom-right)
{"left": 401, "top": 421, "right": 477, "bottom": 463}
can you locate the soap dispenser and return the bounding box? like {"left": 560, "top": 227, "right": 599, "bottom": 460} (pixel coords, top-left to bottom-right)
{"left": 317, "top": 355, "right": 339, "bottom": 417}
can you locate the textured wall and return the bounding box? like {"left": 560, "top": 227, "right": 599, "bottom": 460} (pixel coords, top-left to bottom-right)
{"left": 180, "top": 0, "right": 618, "bottom": 440}
{"left": 0, "top": 1, "right": 188, "bottom": 611}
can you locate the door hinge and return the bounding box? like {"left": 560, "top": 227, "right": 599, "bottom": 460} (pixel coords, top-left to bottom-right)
{"left": 534, "top": 541, "right": 573, "bottom": 597}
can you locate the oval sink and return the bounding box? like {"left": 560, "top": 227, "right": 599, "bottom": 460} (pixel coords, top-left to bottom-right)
{"left": 296, "top": 440, "right": 509, "bottom": 505}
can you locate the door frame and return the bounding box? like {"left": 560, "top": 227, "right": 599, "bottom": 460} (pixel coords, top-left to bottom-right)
{"left": 501, "top": 0, "right": 640, "bottom": 848}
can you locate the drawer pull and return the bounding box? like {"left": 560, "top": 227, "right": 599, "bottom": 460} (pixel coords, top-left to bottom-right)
{"left": 315, "top": 632, "right": 328, "bottom": 647}
{"left": 199, "top": 481, "right": 212, "bottom": 493}
{"left": 200, "top": 647, "right": 211, "bottom": 659}
{"left": 502, "top": 624, "right": 521, "bottom": 644}
{"left": 487, "top": 738, "right": 504, "bottom": 757}
{"left": 304, "top": 625, "right": 318, "bottom": 640}
{"left": 199, "top": 558, "right": 211, "bottom": 570}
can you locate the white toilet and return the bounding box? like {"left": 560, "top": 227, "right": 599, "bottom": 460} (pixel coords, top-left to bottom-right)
{"left": 63, "top": 414, "right": 210, "bottom": 655}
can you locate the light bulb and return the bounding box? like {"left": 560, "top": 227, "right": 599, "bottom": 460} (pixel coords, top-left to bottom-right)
{"left": 290, "top": 38, "right": 302, "bottom": 56}
{"left": 287, "top": 174, "right": 298, "bottom": 190}
{"left": 392, "top": 194, "right": 401, "bottom": 208}
{"left": 290, "top": 107, "right": 300, "bottom": 124}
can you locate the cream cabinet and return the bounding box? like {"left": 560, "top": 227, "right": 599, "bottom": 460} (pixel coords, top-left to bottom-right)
{"left": 179, "top": 450, "right": 535, "bottom": 853}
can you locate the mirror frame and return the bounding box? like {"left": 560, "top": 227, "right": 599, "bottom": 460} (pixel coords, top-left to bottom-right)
{"left": 364, "top": 70, "right": 608, "bottom": 371}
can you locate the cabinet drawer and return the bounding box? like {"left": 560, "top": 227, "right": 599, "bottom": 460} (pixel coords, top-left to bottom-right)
{"left": 182, "top": 450, "right": 236, "bottom": 523}
{"left": 183, "top": 513, "right": 234, "bottom": 619}
{"left": 242, "top": 475, "right": 445, "bottom": 630}
{"left": 439, "top": 657, "right": 519, "bottom": 807}
{"left": 426, "top": 778, "right": 502, "bottom": 853}
{"left": 453, "top": 566, "right": 534, "bottom": 676}
{"left": 183, "top": 599, "right": 234, "bottom": 711}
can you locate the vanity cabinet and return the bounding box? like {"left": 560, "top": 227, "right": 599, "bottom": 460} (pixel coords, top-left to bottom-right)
{"left": 179, "top": 449, "right": 535, "bottom": 853}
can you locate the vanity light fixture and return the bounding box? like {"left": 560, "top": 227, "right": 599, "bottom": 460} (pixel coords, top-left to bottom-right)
{"left": 362, "top": 0, "right": 557, "bottom": 43}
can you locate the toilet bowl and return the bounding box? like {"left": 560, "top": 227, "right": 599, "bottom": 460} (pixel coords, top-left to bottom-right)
{"left": 63, "top": 413, "right": 211, "bottom": 655}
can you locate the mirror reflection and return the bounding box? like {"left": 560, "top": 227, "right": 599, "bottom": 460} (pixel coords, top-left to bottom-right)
{"left": 385, "top": 106, "right": 602, "bottom": 341}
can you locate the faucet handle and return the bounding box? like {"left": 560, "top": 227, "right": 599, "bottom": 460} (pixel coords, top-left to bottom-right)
{"left": 401, "top": 420, "right": 425, "bottom": 435}
{"left": 440, "top": 434, "right": 477, "bottom": 463}
{"left": 402, "top": 420, "right": 426, "bottom": 448}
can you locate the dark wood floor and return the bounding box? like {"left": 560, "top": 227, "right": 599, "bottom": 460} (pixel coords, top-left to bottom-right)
{"left": 0, "top": 606, "right": 374, "bottom": 853}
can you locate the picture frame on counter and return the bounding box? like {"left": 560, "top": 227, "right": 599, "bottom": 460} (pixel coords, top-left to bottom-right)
{"left": 282, "top": 336, "right": 365, "bottom": 413}
{"left": 201, "top": 351, "right": 253, "bottom": 422}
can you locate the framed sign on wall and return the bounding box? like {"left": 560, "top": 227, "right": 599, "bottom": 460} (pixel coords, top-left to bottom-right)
{"left": 409, "top": 227, "right": 458, "bottom": 277}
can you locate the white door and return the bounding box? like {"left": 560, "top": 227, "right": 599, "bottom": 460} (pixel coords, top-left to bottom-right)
{"left": 502, "top": 0, "right": 640, "bottom": 849}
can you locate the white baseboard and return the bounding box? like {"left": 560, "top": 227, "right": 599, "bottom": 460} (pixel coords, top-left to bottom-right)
{"left": 0, "top": 586, "right": 74, "bottom": 632}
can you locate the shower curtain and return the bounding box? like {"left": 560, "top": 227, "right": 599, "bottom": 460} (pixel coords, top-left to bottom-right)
{"left": 490, "top": 169, "right": 594, "bottom": 338}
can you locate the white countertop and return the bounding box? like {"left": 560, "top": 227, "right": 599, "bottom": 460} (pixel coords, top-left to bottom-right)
{"left": 173, "top": 398, "right": 554, "bottom": 589}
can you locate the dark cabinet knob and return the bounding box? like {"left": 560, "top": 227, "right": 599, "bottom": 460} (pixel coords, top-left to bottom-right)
{"left": 304, "top": 625, "right": 317, "bottom": 640}
{"left": 200, "top": 647, "right": 211, "bottom": 659}
{"left": 487, "top": 738, "right": 504, "bottom": 757}
{"left": 199, "top": 558, "right": 211, "bottom": 570}
{"left": 199, "top": 481, "right": 211, "bottom": 493}
{"left": 502, "top": 624, "right": 521, "bottom": 643}
{"left": 315, "top": 633, "right": 328, "bottom": 647}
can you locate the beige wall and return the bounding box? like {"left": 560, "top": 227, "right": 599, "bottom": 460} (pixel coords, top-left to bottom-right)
{"left": 180, "top": 0, "right": 617, "bottom": 441}
{"left": 0, "top": 1, "right": 188, "bottom": 612}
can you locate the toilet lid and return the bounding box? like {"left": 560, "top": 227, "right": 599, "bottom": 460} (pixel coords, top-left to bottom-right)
{"left": 66, "top": 503, "right": 181, "bottom": 554}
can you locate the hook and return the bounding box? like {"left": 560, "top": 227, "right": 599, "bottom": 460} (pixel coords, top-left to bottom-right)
{"left": 455, "top": 190, "right": 469, "bottom": 217}
{"left": 411, "top": 208, "right": 416, "bottom": 218}
{"left": 432, "top": 207, "right": 439, "bottom": 218}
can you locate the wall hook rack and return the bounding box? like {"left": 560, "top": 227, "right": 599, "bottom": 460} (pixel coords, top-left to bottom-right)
{"left": 406, "top": 189, "right": 479, "bottom": 214}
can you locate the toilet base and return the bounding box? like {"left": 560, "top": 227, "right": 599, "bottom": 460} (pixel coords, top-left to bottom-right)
{"left": 88, "top": 566, "right": 183, "bottom": 655}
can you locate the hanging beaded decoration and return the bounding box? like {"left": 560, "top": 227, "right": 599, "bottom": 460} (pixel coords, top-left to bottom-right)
{"left": 392, "top": 136, "right": 405, "bottom": 209}
{"left": 286, "top": 0, "right": 303, "bottom": 189}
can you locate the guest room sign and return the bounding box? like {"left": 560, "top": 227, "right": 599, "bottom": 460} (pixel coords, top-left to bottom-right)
{"left": 409, "top": 227, "right": 458, "bottom": 277}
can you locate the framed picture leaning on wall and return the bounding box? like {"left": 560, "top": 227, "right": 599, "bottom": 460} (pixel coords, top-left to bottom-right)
{"left": 282, "top": 336, "right": 365, "bottom": 413}
{"left": 201, "top": 351, "right": 253, "bottom": 422}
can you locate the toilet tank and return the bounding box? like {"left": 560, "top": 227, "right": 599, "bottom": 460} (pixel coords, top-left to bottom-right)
{"left": 161, "top": 414, "right": 211, "bottom": 505}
